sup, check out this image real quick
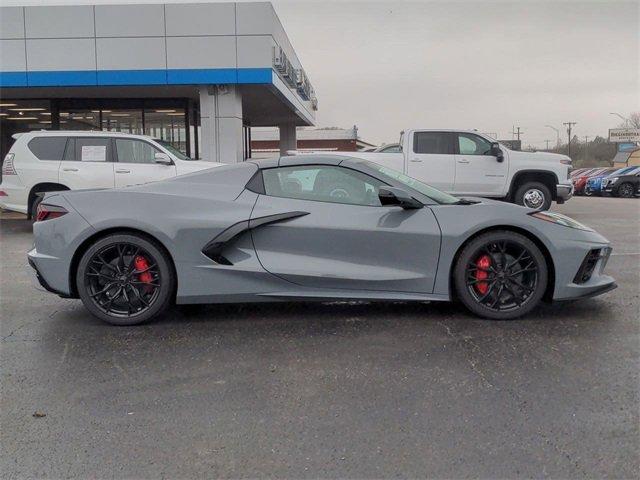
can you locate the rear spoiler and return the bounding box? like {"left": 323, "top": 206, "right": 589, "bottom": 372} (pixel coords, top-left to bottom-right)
{"left": 11, "top": 133, "right": 24, "bottom": 140}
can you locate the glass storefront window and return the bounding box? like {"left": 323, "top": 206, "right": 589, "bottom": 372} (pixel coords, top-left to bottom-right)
{"left": 102, "top": 109, "right": 143, "bottom": 134}
{"left": 144, "top": 108, "right": 187, "bottom": 155}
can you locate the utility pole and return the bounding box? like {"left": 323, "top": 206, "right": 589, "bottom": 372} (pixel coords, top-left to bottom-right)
{"left": 512, "top": 126, "right": 523, "bottom": 141}
{"left": 563, "top": 122, "right": 576, "bottom": 158}
{"left": 545, "top": 139, "right": 551, "bottom": 150}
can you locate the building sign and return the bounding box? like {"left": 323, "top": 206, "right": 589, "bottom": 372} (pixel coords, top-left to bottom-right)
{"left": 609, "top": 128, "right": 640, "bottom": 143}
{"left": 273, "top": 46, "right": 317, "bottom": 110}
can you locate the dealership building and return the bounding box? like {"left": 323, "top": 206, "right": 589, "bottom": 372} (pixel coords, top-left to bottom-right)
{"left": 0, "top": 1, "right": 317, "bottom": 161}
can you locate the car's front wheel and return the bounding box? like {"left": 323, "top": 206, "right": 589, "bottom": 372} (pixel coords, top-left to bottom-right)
{"left": 453, "top": 231, "right": 548, "bottom": 320}
{"left": 76, "top": 233, "right": 175, "bottom": 326}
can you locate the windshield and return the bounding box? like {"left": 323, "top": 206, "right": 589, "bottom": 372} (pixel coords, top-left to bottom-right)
{"left": 155, "top": 140, "right": 193, "bottom": 161}
{"left": 362, "top": 161, "right": 460, "bottom": 205}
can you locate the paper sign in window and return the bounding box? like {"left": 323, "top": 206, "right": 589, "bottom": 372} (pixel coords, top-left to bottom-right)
{"left": 81, "top": 145, "right": 106, "bottom": 162}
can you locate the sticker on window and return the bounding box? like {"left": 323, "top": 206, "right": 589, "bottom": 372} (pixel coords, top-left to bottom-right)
{"left": 81, "top": 145, "right": 106, "bottom": 162}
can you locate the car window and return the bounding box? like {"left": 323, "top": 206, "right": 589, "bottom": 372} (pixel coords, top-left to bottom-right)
{"left": 116, "top": 139, "right": 159, "bottom": 164}
{"left": 379, "top": 144, "right": 401, "bottom": 153}
{"left": 74, "top": 138, "right": 111, "bottom": 162}
{"left": 27, "top": 136, "right": 68, "bottom": 161}
{"left": 413, "top": 132, "right": 451, "bottom": 154}
{"left": 262, "top": 165, "right": 385, "bottom": 206}
{"left": 457, "top": 133, "right": 493, "bottom": 155}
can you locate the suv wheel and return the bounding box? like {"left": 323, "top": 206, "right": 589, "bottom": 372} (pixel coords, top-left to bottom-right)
{"left": 514, "top": 182, "right": 552, "bottom": 211}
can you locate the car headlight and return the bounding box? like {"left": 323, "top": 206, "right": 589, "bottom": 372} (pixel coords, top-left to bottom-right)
{"left": 530, "top": 211, "right": 594, "bottom": 231}
{"left": 608, "top": 177, "right": 619, "bottom": 184}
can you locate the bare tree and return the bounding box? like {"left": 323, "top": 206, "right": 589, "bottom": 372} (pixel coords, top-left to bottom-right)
{"left": 628, "top": 112, "right": 640, "bottom": 129}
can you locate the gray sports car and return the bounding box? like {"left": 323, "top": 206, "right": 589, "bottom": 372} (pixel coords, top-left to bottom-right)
{"left": 28, "top": 155, "right": 616, "bottom": 325}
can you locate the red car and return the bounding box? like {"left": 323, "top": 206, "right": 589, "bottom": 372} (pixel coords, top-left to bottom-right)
{"left": 572, "top": 167, "right": 610, "bottom": 195}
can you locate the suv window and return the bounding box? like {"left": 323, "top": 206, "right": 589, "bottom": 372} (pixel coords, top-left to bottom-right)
{"left": 116, "top": 139, "right": 160, "bottom": 164}
{"left": 27, "top": 136, "right": 68, "bottom": 161}
{"left": 262, "top": 165, "right": 385, "bottom": 206}
{"left": 413, "top": 132, "right": 451, "bottom": 154}
{"left": 72, "top": 138, "right": 112, "bottom": 162}
{"left": 457, "top": 133, "right": 493, "bottom": 156}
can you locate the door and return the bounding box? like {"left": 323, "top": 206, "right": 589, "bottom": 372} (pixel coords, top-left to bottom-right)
{"left": 453, "top": 132, "right": 507, "bottom": 195}
{"left": 58, "top": 137, "right": 115, "bottom": 190}
{"left": 250, "top": 164, "right": 442, "bottom": 293}
{"left": 405, "top": 131, "right": 455, "bottom": 191}
{"left": 113, "top": 138, "right": 177, "bottom": 187}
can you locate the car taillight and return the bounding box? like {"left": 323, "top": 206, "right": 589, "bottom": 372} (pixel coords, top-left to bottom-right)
{"left": 35, "top": 203, "right": 68, "bottom": 222}
{"left": 2, "top": 153, "right": 16, "bottom": 175}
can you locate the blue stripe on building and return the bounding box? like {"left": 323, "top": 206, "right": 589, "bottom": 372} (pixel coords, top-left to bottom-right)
{"left": 0, "top": 68, "right": 274, "bottom": 88}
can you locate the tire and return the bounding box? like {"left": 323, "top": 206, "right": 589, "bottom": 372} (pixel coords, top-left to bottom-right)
{"left": 453, "top": 230, "right": 548, "bottom": 320}
{"left": 617, "top": 183, "right": 634, "bottom": 198}
{"left": 514, "top": 182, "right": 552, "bottom": 211}
{"left": 30, "top": 195, "right": 42, "bottom": 223}
{"left": 76, "top": 233, "right": 175, "bottom": 326}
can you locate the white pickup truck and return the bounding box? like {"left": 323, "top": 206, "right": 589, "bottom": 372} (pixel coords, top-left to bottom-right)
{"left": 317, "top": 129, "right": 573, "bottom": 210}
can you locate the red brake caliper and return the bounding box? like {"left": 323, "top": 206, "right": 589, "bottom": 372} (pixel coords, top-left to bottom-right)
{"left": 475, "top": 255, "right": 492, "bottom": 294}
{"left": 134, "top": 255, "right": 153, "bottom": 287}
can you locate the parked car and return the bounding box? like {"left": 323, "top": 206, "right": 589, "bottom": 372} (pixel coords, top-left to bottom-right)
{"left": 300, "top": 130, "right": 573, "bottom": 211}
{"left": 587, "top": 166, "right": 639, "bottom": 196}
{"left": 602, "top": 167, "right": 640, "bottom": 197}
{"left": 29, "top": 155, "right": 615, "bottom": 326}
{"left": 584, "top": 168, "right": 617, "bottom": 196}
{"left": 0, "top": 131, "right": 221, "bottom": 218}
{"left": 570, "top": 168, "right": 590, "bottom": 178}
{"left": 572, "top": 167, "right": 609, "bottom": 195}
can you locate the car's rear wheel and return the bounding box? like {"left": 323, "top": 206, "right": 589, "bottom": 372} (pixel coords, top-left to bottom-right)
{"left": 76, "top": 233, "right": 174, "bottom": 326}
{"left": 617, "top": 182, "right": 634, "bottom": 198}
{"left": 453, "top": 231, "right": 548, "bottom": 320}
{"left": 514, "top": 182, "right": 552, "bottom": 211}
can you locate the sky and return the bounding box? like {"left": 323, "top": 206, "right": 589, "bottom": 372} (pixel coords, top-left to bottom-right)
{"left": 274, "top": 0, "right": 639, "bottom": 146}
{"left": 3, "top": 0, "right": 639, "bottom": 147}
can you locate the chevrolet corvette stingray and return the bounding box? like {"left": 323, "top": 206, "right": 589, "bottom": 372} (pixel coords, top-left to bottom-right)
{"left": 29, "top": 155, "right": 616, "bottom": 325}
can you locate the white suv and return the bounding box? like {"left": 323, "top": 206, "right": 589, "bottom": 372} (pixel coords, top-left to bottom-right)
{"left": 0, "top": 131, "right": 221, "bottom": 218}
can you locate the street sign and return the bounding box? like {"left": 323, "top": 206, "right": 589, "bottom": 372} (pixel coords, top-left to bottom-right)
{"left": 609, "top": 128, "right": 640, "bottom": 143}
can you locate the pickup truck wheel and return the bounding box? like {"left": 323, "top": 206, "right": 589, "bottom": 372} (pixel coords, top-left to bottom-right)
{"left": 514, "top": 182, "right": 552, "bottom": 211}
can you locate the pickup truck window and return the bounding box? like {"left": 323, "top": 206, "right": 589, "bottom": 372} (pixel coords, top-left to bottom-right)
{"left": 413, "top": 132, "right": 451, "bottom": 154}
{"left": 457, "top": 133, "right": 493, "bottom": 156}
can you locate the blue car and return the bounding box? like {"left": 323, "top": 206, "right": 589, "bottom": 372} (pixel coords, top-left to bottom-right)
{"left": 586, "top": 166, "right": 637, "bottom": 196}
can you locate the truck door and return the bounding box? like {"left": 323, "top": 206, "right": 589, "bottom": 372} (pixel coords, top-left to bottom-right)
{"left": 453, "top": 132, "right": 507, "bottom": 195}
{"left": 405, "top": 131, "right": 455, "bottom": 191}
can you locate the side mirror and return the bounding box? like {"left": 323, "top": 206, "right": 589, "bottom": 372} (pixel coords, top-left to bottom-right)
{"left": 378, "top": 186, "right": 423, "bottom": 209}
{"left": 154, "top": 152, "right": 174, "bottom": 165}
{"left": 491, "top": 142, "right": 504, "bottom": 162}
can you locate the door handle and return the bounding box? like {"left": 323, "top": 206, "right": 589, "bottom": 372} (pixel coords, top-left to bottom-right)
{"left": 62, "top": 168, "right": 78, "bottom": 172}
{"left": 457, "top": 159, "right": 470, "bottom": 164}
{"left": 410, "top": 158, "right": 422, "bottom": 163}
{"left": 116, "top": 169, "right": 131, "bottom": 174}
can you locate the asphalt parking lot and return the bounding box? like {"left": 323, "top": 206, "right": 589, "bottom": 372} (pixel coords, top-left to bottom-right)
{"left": 1, "top": 196, "right": 638, "bottom": 479}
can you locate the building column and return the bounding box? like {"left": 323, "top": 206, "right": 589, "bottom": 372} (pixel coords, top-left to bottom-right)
{"left": 279, "top": 122, "right": 297, "bottom": 156}
{"left": 198, "top": 85, "right": 244, "bottom": 163}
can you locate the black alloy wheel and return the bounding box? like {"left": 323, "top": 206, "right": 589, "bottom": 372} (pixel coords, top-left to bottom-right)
{"left": 77, "top": 233, "right": 174, "bottom": 325}
{"left": 617, "top": 183, "right": 635, "bottom": 198}
{"left": 454, "top": 231, "right": 548, "bottom": 319}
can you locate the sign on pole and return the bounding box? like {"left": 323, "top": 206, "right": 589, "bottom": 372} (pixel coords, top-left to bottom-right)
{"left": 609, "top": 128, "right": 640, "bottom": 143}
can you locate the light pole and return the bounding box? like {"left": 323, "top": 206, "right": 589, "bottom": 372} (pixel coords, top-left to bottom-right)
{"left": 545, "top": 125, "right": 560, "bottom": 147}
{"left": 610, "top": 112, "right": 630, "bottom": 127}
